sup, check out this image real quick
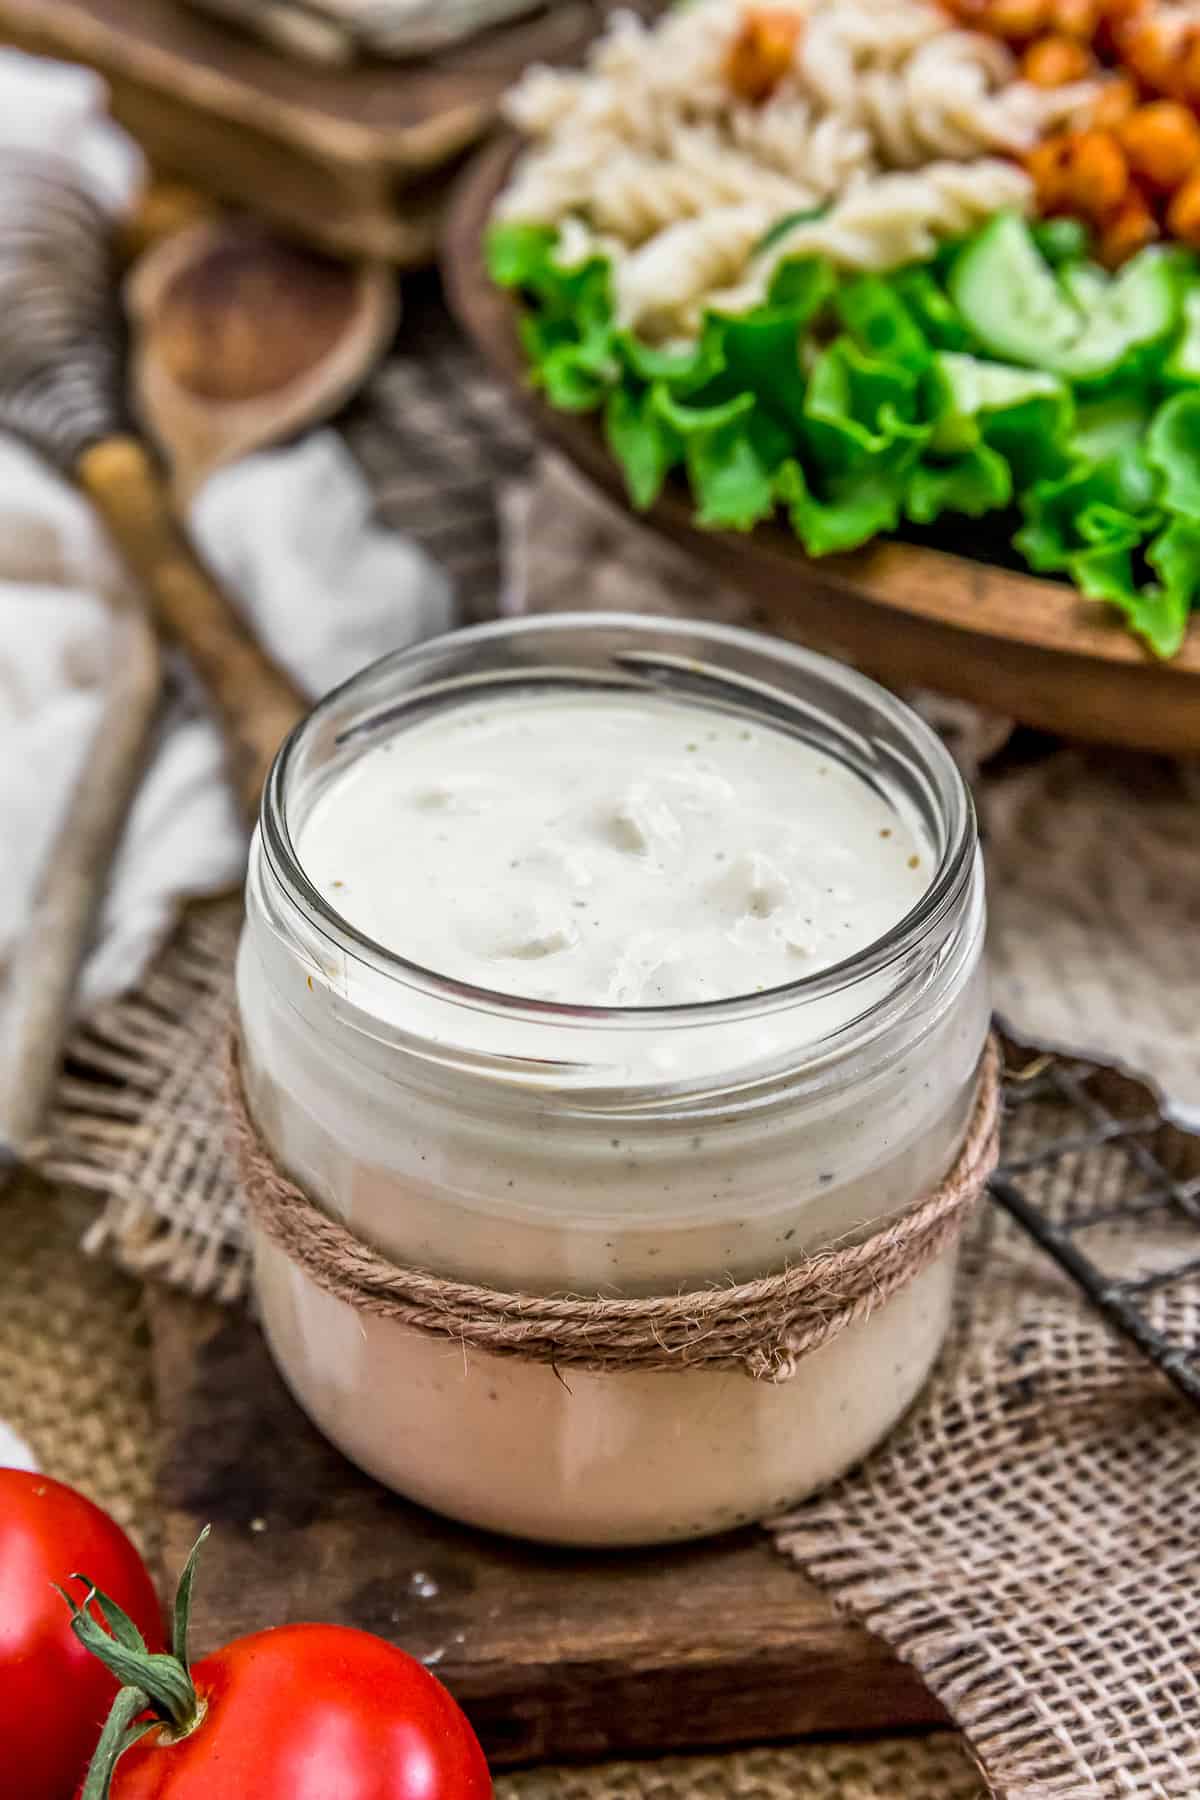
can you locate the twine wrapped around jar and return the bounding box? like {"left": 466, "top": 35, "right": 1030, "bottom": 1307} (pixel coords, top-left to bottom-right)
{"left": 228, "top": 1035, "right": 1001, "bottom": 1383}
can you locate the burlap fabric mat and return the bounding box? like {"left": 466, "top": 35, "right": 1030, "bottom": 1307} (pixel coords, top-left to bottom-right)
{"left": 1, "top": 1176, "right": 158, "bottom": 1560}
{"left": 777, "top": 1071, "right": 1200, "bottom": 1800}
{"left": 19, "top": 277, "right": 1200, "bottom": 1797}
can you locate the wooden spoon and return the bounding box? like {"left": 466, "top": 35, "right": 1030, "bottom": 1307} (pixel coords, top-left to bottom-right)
{"left": 126, "top": 218, "right": 398, "bottom": 505}
{"left": 0, "top": 586, "right": 160, "bottom": 1180}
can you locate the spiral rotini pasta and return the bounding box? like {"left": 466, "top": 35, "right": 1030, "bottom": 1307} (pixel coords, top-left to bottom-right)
{"left": 729, "top": 101, "right": 872, "bottom": 192}
{"left": 799, "top": 0, "right": 943, "bottom": 111}
{"left": 614, "top": 202, "right": 779, "bottom": 334}
{"left": 495, "top": 0, "right": 1099, "bottom": 337}
{"left": 839, "top": 23, "right": 1098, "bottom": 164}
{"left": 705, "top": 158, "right": 1036, "bottom": 314}
{"left": 500, "top": 133, "right": 815, "bottom": 246}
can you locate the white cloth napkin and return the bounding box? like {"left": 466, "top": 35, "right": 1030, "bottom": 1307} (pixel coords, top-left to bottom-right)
{"left": 0, "top": 430, "right": 457, "bottom": 1017}
{"left": 0, "top": 47, "right": 144, "bottom": 212}
{"left": 191, "top": 432, "right": 457, "bottom": 702}
{"left": 0, "top": 1422, "right": 38, "bottom": 1473}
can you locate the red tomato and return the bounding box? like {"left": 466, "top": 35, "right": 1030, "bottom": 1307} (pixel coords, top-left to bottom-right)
{"left": 0, "top": 1470, "right": 163, "bottom": 1800}
{"left": 107, "top": 1623, "right": 492, "bottom": 1800}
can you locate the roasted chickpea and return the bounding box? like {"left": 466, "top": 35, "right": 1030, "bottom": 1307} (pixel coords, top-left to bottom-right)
{"left": 1178, "top": 26, "right": 1200, "bottom": 107}
{"left": 1095, "top": 0, "right": 1152, "bottom": 55}
{"left": 1088, "top": 74, "right": 1139, "bottom": 132}
{"left": 1121, "top": 16, "right": 1182, "bottom": 97}
{"left": 723, "top": 8, "right": 804, "bottom": 102}
{"left": 1047, "top": 0, "right": 1099, "bottom": 38}
{"left": 981, "top": 0, "right": 1049, "bottom": 40}
{"left": 1029, "top": 132, "right": 1086, "bottom": 209}
{"left": 1029, "top": 129, "right": 1130, "bottom": 218}
{"left": 1118, "top": 100, "right": 1200, "bottom": 191}
{"left": 1075, "top": 129, "right": 1133, "bottom": 215}
{"left": 1098, "top": 0, "right": 1151, "bottom": 27}
{"left": 1027, "top": 134, "right": 1078, "bottom": 210}
{"left": 1099, "top": 191, "right": 1160, "bottom": 263}
{"left": 1167, "top": 167, "right": 1200, "bottom": 244}
{"left": 1022, "top": 33, "right": 1095, "bottom": 82}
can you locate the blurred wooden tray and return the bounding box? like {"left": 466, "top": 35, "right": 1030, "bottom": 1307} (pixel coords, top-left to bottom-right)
{"left": 445, "top": 138, "right": 1200, "bottom": 753}
{"left": 0, "top": 0, "right": 628, "bottom": 261}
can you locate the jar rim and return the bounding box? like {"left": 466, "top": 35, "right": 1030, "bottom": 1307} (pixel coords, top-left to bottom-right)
{"left": 260, "top": 611, "right": 977, "bottom": 1035}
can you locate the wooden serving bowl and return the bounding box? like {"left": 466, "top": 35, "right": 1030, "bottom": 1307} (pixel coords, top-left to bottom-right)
{"left": 445, "top": 138, "right": 1200, "bottom": 753}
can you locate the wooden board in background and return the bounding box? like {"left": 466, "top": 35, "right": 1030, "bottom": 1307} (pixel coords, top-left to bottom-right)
{"left": 444, "top": 137, "right": 1200, "bottom": 753}
{"left": 149, "top": 1289, "right": 944, "bottom": 1767}
{"left": 0, "top": 0, "right": 639, "bottom": 261}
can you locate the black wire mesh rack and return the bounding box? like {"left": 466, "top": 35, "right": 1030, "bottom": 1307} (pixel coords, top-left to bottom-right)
{"left": 992, "top": 1027, "right": 1200, "bottom": 1409}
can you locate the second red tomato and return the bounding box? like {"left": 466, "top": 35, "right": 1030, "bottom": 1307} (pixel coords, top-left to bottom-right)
{"left": 102, "top": 1621, "right": 492, "bottom": 1800}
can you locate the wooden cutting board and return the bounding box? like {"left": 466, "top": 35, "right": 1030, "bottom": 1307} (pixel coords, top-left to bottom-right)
{"left": 0, "top": 0, "right": 636, "bottom": 261}
{"left": 149, "top": 1289, "right": 944, "bottom": 1767}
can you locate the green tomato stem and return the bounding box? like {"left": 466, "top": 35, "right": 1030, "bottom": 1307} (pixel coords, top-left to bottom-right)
{"left": 79, "top": 1686, "right": 156, "bottom": 1800}
{"left": 172, "top": 1524, "right": 210, "bottom": 1666}
{"left": 64, "top": 1527, "right": 214, "bottom": 1798}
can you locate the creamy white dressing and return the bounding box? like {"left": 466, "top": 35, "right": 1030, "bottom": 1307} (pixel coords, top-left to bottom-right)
{"left": 297, "top": 695, "right": 930, "bottom": 1006}
{"left": 239, "top": 634, "right": 987, "bottom": 1547}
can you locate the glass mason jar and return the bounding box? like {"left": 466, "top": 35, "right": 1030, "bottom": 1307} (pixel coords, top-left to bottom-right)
{"left": 237, "top": 614, "right": 988, "bottom": 1547}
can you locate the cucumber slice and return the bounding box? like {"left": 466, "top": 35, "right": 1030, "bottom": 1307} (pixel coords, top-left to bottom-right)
{"left": 932, "top": 351, "right": 1065, "bottom": 415}
{"left": 949, "top": 213, "right": 1081, "bottom": 366}
{"left": 1066, "top": 249, "right": 1184, "bottom": 381}
{"left": 927, "top": 351, "right": 1067, "bottom": 455}
{"left": 950, "top": 213, "right": 1183, "bottom": 383}
{"left": 1165, "top": 287, "right": 1200, "bottom": 385}
{"left": 1031, "top": 216, "right": 1091, "bottom": 267}
{"left": 1059, "top": 263, "right": 1109, "bottom": 312}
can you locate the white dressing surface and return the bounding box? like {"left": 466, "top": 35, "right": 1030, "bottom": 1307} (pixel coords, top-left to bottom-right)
{"left": 297, "top": 694, "right": 929, "bottom": 1005}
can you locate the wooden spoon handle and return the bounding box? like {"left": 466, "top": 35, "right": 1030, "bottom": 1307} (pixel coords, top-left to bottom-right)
{"left": 77, "top": 434, "right": 307, "bottom": 823}
{"left": 0, "top": 601, "right": 161, "bottom": 1171}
